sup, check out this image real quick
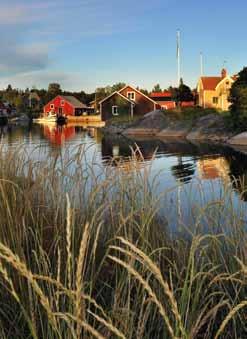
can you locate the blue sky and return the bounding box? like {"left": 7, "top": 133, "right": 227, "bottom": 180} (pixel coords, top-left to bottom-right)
{"left": 0, "top": 0, "right": 246, "bottom": 92}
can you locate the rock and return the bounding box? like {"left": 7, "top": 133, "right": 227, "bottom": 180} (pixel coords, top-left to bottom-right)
{"left": 101, "top": 125, "right": 125, "bottom": 134}
{"left": 228, "top": 132, "right": 247, "bottom": 145}
{"left": 157, "top": 121, "right": 191, "bottom": 138}
{"left": 123, "top": 128, "right": 159, "bottom": 136}
{"left": 186, "top": 114, "right": 231, "bottom": 142}
{"left": 123, "top": 110, "right": 168, "bottom": 136}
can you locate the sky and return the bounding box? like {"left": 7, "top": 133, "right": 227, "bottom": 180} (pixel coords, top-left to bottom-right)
{"left": 0, "top": 0, "right": 246, "bottom": 92}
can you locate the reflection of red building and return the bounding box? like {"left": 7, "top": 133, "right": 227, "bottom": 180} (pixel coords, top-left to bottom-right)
{"left": 43, "top": 125, "right": 76, "bottom": 145}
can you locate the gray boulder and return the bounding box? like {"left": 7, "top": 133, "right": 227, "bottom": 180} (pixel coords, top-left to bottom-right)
{"left": 228, "top": 132, "right": 247, "bottom": 145}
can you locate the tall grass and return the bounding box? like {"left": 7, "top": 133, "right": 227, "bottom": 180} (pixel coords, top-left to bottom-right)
{"left": 0, "top": 144, "right": 246, "bottom": 338}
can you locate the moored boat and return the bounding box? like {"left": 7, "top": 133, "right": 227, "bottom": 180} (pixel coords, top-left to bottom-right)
{"left": 33, "top": 112, "right": 67, "bottom": 124}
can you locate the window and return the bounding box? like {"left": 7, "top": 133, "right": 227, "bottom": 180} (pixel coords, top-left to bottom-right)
{"left": 50, "top": 104, "right": 54, "bottom": 109}
{"left": 112, "top": 106, "right": 118, "bottom": 116}
{"left": 127, "top": 91, "right": 136, "bottom": 101}
{"left": 61, "top": 100, "right": 65, "bottom": 106}
{"left": 212, "top": 97, "right": 218, "bottom": 104}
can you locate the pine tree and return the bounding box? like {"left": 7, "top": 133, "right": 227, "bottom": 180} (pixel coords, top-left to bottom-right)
{"left": 229, "top": 67, "right": 247, "bottom": 128}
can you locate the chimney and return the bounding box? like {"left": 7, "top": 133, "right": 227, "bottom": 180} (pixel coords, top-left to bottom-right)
{"left": 221, "top": 68, "right": 227, "bottom": 78}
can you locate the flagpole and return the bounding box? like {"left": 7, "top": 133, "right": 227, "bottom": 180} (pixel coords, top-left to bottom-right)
{"left": 177, "top": 30, "right": 181, "bottom": 87}
{"left": 200, "top": 51, "right": 203, "bottom": 76}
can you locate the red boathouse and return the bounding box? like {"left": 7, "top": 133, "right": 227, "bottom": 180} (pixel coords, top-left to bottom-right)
{"left": 43, "top": 95, "right": 88, "bottom": 117}
{"left": 149, "top": 92, "right": 176, "bottom": 110}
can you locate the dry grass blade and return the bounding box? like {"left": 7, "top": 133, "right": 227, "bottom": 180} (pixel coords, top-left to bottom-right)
{"left": 75, "top": 222, "right": 90, "bottom": 337}
{"left": 113, "top": 237, "right": 185, "bottom": 337}
{"left": 0, "top": 243, "right": 58, "bottom": 332}
{"left": 88, "top": 309, "right": 126, "bottom": 339}
{"left": 108, "top": 254, "right": 176, "bottom": 339}
{"left": 215, "top": 301, "right": 247, "bottom": 339}
{"left": 235, "top": 257, "right": 247, "bottom": 275}
{"left": 66, "top": 194, "right": 72, "bottom": 289}
{"left": 55, "top": 312, "right": 106, "bottom": 339}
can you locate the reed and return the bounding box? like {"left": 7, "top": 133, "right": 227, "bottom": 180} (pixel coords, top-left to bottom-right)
{"left": 0, "top": 144, "right": 246, "bottom": 338}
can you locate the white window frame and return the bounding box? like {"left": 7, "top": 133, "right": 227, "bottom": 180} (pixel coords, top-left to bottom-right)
{"left": 50, "top": 104, "right": 54, "bottom": 109}
{"left": 112, "top": 106, "right": 119, "bottom": 116}
{"left": 127, "top": 91, "right": 136, "bottom": 101}
{"left": 61, "top": 100, "right": 65, "bottom": 106}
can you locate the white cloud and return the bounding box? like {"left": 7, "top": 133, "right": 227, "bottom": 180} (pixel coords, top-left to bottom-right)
{"left": 0, "top": 42, "right": 50, "bottom": 74}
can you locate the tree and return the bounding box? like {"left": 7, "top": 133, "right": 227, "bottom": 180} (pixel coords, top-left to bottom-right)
{"left": 229, "top": 67, "right": 247, "bottom": 128}
{"left": 168, "top": 86, "right": 180, "bottom": 105}
{"left": 48, "top": 83, "right": 62, "bottom": 95}
{"left": 178, "top": 78, "right": 193, "bottom": 102}
{"left": 152, "top": 84, "right": 162, "bottom": 92}
{"left": 46, "top": 83, "right": 62, "bottom": 103}
{"left": 14, "top": 95, "right": 24, "bottom": 113}
{"left": 111, "top": 82, "right": 126, "bottom": 92}
{"left": 6, "top": 84, "right": 12, "bottom": 92}
{"left": 139, "top": 88, "right": 149, "bottom": 96}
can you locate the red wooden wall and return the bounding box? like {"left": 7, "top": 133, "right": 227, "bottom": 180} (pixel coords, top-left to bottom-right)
{"left": 43, "top": 96, "right": 75, "bottom": 116}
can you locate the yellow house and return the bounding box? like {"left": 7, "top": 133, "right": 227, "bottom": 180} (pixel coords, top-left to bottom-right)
{"left": 197, "top": 69, "right": 236, "bottom": 111}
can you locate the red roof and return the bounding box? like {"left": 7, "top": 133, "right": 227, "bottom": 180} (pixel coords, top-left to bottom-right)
{"left": 150, "top": 91, "right": 172, "bottom": 98}
{"left": 200, "top": 77, "right": 222, "bottom": 90}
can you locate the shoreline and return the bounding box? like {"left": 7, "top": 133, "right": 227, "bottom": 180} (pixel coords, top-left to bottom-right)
{"left": 101, "top": 110, "right": 247, "bottom": 148}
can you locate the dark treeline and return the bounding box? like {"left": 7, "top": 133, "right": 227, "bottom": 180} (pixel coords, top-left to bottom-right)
{"left": 0, "top": 80, "right": 195, "bottom": 116}
{"left": 0, "top": 83, "right": 95, "bottom": 115}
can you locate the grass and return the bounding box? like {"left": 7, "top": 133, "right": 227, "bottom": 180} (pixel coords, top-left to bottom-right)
{"left": 163, "top": 106, "right": 224, "bottom": 121}
{"left": 107, "top": 113, "right": 141, "bottom": 126}
{"left": 0, "top": 145, "right": 246, "bottom": 338}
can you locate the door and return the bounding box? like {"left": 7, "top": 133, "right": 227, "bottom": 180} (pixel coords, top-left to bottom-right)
{"left": 58, "top": 107, "right": 63, "bottom": 116}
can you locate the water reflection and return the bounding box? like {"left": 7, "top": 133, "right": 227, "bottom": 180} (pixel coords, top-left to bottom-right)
{"left": 197, "top": 157, "right": 230, "bottom": 182}
{"left": 171, "top": 159, "right": 195, "bottom": 183}
{"left": 3, "top": 122, "right": 247, "bottom": 203}
{"left": 43, "top": 124, "right": 76, "bottom": 145}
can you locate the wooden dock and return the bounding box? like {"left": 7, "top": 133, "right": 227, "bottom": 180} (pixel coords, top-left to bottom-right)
{"left": 67, "top": 114, "right": 105, "bottom": 127}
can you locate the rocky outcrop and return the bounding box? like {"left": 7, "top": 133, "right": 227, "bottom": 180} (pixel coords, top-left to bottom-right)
{"left": 228, "top": 132, "right": 247, "bottom": 145}
{"left": 186, "top": 114, "right": 232, "bottom": 142}
{"left": 101, "top": 123, "right": 130, "bottom": 135}
{"left": 157, "top": 121, "right": 191, "bottom": 138}
{"left": 123, "top": 110, "right": 168, "bottom": 136}
{"left": 102, "top": 111, "right": 235, "bottom": 144}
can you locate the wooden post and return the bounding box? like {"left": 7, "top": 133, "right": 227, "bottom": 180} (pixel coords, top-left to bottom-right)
{"left": 131, "top": 104, "right": 134, "bottom": 119}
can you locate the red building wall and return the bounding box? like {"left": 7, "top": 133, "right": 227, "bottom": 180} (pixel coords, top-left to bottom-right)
{"left": 155, "top": 101, "right": 176, "bottom": 110}
{"left": 43, "top": 96, "right": 75, "bottom": 116}
{"left": 180, "top": 101, "right": 195, "bottom": 107}
{"left": 119, "top": 86, "right": 156, "bottom": 115}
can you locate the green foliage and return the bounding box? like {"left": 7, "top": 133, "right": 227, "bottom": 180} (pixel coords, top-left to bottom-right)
{"left": 152, "top": 83, "right": 162, "bottom": 92}
{"left": 164, "top": 106, "right": 220, "bottom": 122}
{"left": 0, "top": 84, "right": 96, "bottom": 118}
{"left": 178, "top": 82, "right": 194, "bottom": 102}
{"left": 230, "top": 67, "right": 247, "bottom": 129}
{"left": 111, "top": 82, "right": 126, "bottom": 92}
{"left": 168, "top": 80, "right": 194, "bottom": 104}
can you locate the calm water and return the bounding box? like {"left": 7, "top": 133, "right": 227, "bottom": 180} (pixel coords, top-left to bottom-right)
{"left": 1, "top": 122, "right": 247, "bottom": 229}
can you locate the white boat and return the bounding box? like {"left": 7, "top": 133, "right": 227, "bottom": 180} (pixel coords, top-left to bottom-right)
{"left": 33, "top": 112, "right": 66, "bottom": 124}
